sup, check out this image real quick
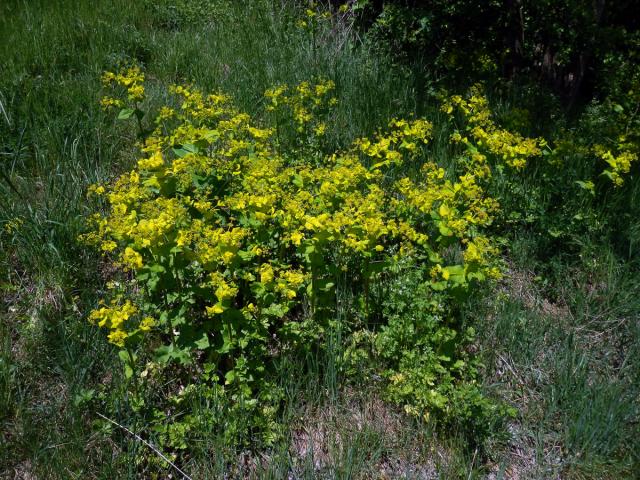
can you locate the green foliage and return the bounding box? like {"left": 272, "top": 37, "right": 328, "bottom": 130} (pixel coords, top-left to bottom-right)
{"left": 143, "top": 0, "right": 232, "bottom": 31}
{"left": 85, "top": 66, "right": 504, "bottom": 449}
{"left": 440, "top": 82, "right": 639, "bottom": 264}
{"left": 352, "top": 0, "right": 640, "bottom": 103}
{"left": 345, "top": 258, "right": 514, "bottom": 439}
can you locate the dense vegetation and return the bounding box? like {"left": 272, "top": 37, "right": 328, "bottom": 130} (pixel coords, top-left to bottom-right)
{"left": 1, "top": 1, "right": 638, "bottom": 478}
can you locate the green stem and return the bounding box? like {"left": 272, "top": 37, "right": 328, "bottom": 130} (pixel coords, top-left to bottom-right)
{"left": 363, "top": 256, "right": 370, "bottom": 320}
{"left": 134, "top": 101, "right": 146, "bottom": 141}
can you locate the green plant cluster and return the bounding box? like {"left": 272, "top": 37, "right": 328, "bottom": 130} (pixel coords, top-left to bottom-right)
{"left": 87, "top": 49, "right": 640, "bottom": 452}
{"left": 430, "top": 78, "right": 638, "bottom": 264}
{"left": 344, "top": 258, "right": 513, "bottom": 440}
{"left": 84, "top": 65, "right": 509, "bottom": 449}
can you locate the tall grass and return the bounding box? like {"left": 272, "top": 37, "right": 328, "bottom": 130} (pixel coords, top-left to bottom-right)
{"left": 473, "top": 250, "right": 640, "bottom": 477}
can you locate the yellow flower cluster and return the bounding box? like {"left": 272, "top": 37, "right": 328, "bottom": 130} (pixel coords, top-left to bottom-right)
{"left": 3, "top": 217, "right": 24, "bottom": 234}
{"left": 88, "top": 300, "right": 138, "bottom": 347}
{"left": 295, "top": 3, "right": 332, "bottom": 29}
{"left": 595, "top": 144, "right": 638, "bottom": 186}
{"left": 355, "top": 118, "right": 433, "bottom": 169}
{"left": 86, "top": 71, "right": 501, "bottom": 347}
{"left": 101, "top": 65, "right": 145, "bottom": 105}
{"left": 265, "top": 79, "right": 336, "bottom": 134}
{"left": 442, "top": 85, "right": 546, "bottom": 169}
{"left": 100, "top": 96, "right": 123, "bottom": 109}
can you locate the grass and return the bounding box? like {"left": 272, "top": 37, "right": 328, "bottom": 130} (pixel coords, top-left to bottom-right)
{"left": 474, "top": 249, "right": 640, "bottom": 478}
{"left": 1, "top": 0, "right": 638, "bottom": 478}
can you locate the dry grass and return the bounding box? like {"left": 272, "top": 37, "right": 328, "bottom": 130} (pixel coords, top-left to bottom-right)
{"left": 288, "top": 393, "right": 438, "bottom": 479}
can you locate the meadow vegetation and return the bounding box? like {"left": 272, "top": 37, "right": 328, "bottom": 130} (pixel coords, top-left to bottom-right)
{"left": 1, "top": 1, "right": 638, "bottom": 478}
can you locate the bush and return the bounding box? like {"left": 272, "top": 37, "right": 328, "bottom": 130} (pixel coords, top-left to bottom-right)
{"left": 83, "top": 65, "right": 507, "bottom": 448}
{"left": 441, "top": 83, "right": 639, "bottom": 261}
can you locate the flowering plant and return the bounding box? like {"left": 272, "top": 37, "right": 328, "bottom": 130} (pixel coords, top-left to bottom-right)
{"left": 84, "top": 66, "right": 506, "bottom": 445}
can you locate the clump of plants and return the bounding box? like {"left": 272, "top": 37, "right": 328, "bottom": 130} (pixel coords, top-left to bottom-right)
{"left": 84, "top": 66, "right": 527, "bottom": 452}
{"left": 441, "top": 83, "right": 638, "bottom": 258}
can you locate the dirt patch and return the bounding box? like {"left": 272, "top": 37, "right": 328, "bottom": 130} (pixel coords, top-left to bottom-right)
{"left": 501, "top": 265, "right": 570, "bottom": 321}
{"left": 288, "top": 393, "right": 439, "bottom": 479}
{"left": 1, "top": 460, "right": 37, "bottom": 480}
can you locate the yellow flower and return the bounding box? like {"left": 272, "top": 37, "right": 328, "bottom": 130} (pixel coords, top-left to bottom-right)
{"left": 139, "top": 317, "right": 155, "bottom": 332}
{"left": 88, "top": 184, "right": 106, "bottom": 196}
{"left": 259, "top": 264, "right": 275, "bottom": 284}
{"left": 107, "top": 329, "right": 128, "bottom": 347}
{"left": 89, "top": 300, "right": 137, "bottom": 346}
{"left": 101, "top": 240, "right": 117, "bottom": 252}
{"left": 206, "top": 304, "right": 225, "bottom": 316}
{"left": 285, "top": 289, "right": 297, "bottom": 299}
{"left": 122, "top": 247, "right": 143, "bottom": 269}
{"left": 127, "top": 84, "right": 144, "bottom": 102}
{"left": 137, "top": 151, "right": 164, "bottom": 170}
{"left": 290, "top": 231, "right": 304, "bottom": 245}
{"left": 215, "top": 281, "right": 238, "bottom": 302}
{"left": 100, "top": 96, "right": 122, "bottom": 109}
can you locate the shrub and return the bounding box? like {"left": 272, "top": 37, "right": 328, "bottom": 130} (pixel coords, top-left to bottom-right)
{"left": 84, "top": 66, "right": 508, "bottom": 448}
{"left": 349, "top": 0, "right": 640, "bottom": 105}
{"left": 442, "top": 83, "right": 638, "bottom": 258}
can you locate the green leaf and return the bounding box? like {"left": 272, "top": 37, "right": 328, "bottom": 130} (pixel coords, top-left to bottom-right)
{"left": 203, "top": 129, "right": 220, "bottom": 142}
{"left": 452, "top": 360, "right": 465, "bottom": 370}
{"left": 153, "top": 344, "right": 191, "bottom": 365}
{"left": 438, "top": 222, "right": 453, "bottom": 237}
{"left": 575, "top": 180, "right": 595, "bottom": 195}
{"left": 224, "top": 369, "right": 236, "bottom": 385}
{"left": 118, "top": 350, "right": 136, "bottom": 378}
{"left": 430, "top": 280, "right": 448, "bottom": 291}
{"left": 263, "top": 302, "right": 288, "bottom": 318}
{"left": 73, "top": 388, "right": 95, "bottom": 407}
{"left": 117, "top": 108, "right": 135, "bottom": 120}
{"left": 237, "top": 249, "right": 255, "bottom": 261}
{"left": 370, "top": 160, "right": 389, "bottom": 170}
{"left": 292, "top": 174, "right": 304, "bottom": 188}
{"left": 172, "top": 143, "right": 199, "bottom": 157}
{"left": 194, "top": 333, "right": 210, "bottom": 349}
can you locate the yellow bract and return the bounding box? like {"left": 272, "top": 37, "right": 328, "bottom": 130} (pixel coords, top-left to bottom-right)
{"left": 442, "top": 85, "right": 546, "bottom": 170}
{"left": 265, "top": 79, "right": 336, "bottom": 134}
{"left": 595, "top": 144, "right": 638, "bottom": 186}
{"left": 101, "top": 66, "right": 145, "bottom": 104}
{"left": 122, "top": 246, "right": 143, "bottom": 270}
{"left": 88, "top": 300, "right": 137, "bottom": 347}
{"left": 86, "top": 70, "right": 502, "bottom": 347}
